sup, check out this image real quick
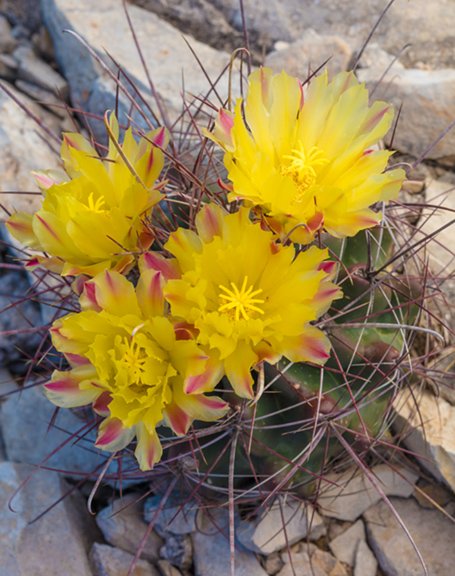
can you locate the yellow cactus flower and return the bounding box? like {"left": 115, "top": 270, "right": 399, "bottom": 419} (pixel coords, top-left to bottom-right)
{"left": 162, "top": 204, "right": 341, "bottom": 399}
{"left": 208, "top": 68, "right": 405, "bottom": 243}
{"left": 44, "top": 259, "right": 227, "bottom": 471}
{"left": 7, "top": 114, "right": 168, "bottom": 276}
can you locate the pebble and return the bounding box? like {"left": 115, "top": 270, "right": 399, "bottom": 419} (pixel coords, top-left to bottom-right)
{"left": 96, "top": 494, "right": 163, "bottom": 561}
{"left": 354, "top": 539, "right": 377, "bottom": 576}
{"left": 364, "top": 497, "right": 455, "bottom": 576}
{"left": 90, "top": 543, "right": 160, "bottom": 576}
{"left": 318, "top": 464, "right": 418, "bottom": 521}
{"left": 237, "top": 497, "right": 326, "bottom": 554}
{"left": 329, "top": 519, "right": 365, "bottom": 566}
{"left": 0, "top": 461, "right": 96, "bottom": 575}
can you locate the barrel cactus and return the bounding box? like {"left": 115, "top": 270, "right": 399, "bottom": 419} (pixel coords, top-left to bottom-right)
{"left": 6, "top": 63, "right": 428, "bottom": 511}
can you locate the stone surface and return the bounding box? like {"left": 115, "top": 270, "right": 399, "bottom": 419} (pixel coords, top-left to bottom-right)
{"left": 134, "top": 0, "right": 455, "bottom": 69}
{"left": 41, "top": 0, "right": 239, "bottom": 138}
{"left": 266, "top": 29, "right": 352, "bottom": 78}
{"left": 0, "top": 461, "right": 96, "bottom": 575}
{"left": 419, "top": 179, "right": 455, "bottom": 272}
{"left": 280, "top": 543, "right": 348, "bottom": 576}
{"left": 144, "top": 495, "right": 198, "bottom": 535}
{"left": 237, "top": 498, "right": 326, "bottom": 554}
{"left": 393, "top": 387, "right": 455, "bottom": 492}
{"left": 160, "top": 533, "right": 192, "bottom": 570}
{"left": 0, "top": 83, "right": 60, "bottom": 216}
{"left": 0, "top": 382, "right": 133, "bottom": 483}
{"left": 90, "top": 543, "right": 160, "bottom": 576}
{"left": 329, "top": 519, "right": 365, "bottom": 566}
{"left": 192, "top": 509, "right": 268, "bottom": 576}
{"left": 0, "top": 53, "right": 18, "bottom": 79}
{"left": 0, "top": 13, "right": 16, "bottom": 53}
{"left": 15, "top": 79, "right": 68, "bottom": 117}
{"left": 318, "top": 464, "right": 418, "bottom": 521}
{"left": 96, "top": 494, "right": 163, "bottom": 561}
{"left": 364, "top": 497, "right": 455, "bottom": 576}
{"left": 156, "top": 559, "right": 183, "bottom": 576}
{"left": 0, "top": 228, "right": 42, "bottom": 371}
{"left": 357, "top": 67, "right": 455, "bottom": 160}
{"left": 0, "top": 0, "right": 42, "bottom": 32}
{"left": 354, "top": 539, "right": 377, "bottom": 576}
{"left": 13, "top": 45, "right": 68, "bottom": 98}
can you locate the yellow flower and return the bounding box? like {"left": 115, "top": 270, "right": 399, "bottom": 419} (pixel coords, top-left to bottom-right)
{"left": 7, "top": 114, "right": 167, "bottom": 276}
{"left": 162, "top": 204, "right": 341, "bottom": 399}
{"left": 44, "top": 258, "right": 227, "bottom": 471}
{"left": 208, "top": 68, "right": 405, "bottom": 243}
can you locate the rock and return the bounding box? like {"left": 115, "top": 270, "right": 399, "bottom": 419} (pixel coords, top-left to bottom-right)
{"left": 357, "top": 67, "right": 455, "bottom": 160}
{"left": 192, "top": 509, "right": 268, "bottom": 576}
{"left": 0, "top": 53, "right": 18, "bottom": 79}
{"left": 414, "top": 480, "right": 453, "bottom": 509}
{"left": 279, "top": 543, "right": 348, "bottom": 576}
{"left": 96, "top": 494, "right": 163, "bottom": 561}
{"left": 237, "top": 497, "right": 326, "bottom": 554}
{"left": 13, "top": 45, "right": 68, "bottom": 98}
{"left": 160, "top": 533, "right": 192, "bottom": 570}
{"left": 364, "top": 497, "right": 455, "bottom": 576}
{"left": 318, "top": 464, "right": 418, "bottom": 521}
{"left": 0, "top": 0, "right": 42, "bottom": 32}
{"left": 0, "top": 461, "right": 96, "bottom": 575}
{"left": 15, "top": 79, "right": 68, "bottom": 117}
{"left": 133, "top": 0, "right": 242, "bottom": 54}
{"left": 354, "top": 540, "right": 377, "bottom": 576}
{"left": 265, "top": 29, "right": 352, "bottom": 79}
{"left": 419, "top": 179, "right": 455, "bottom": 271}
{"left": 0, "top": 382, "right": 141, "bottom": 485}
{"left": 41, "top": 0, "right": 239, "bottom": 139}
{"left": 0, "top": 14, "right": 17, "bottom": 53}
{"left": 262, "top": 552, "right": 284, "bottom": 576}
{"left": 90, "top": 543, "right": 160, "bottom": 576}
{"left": 426, "top": 347, "right": 455, "bottom": 406}
{"left": 156, "top": 560, "right": 183, "bottom": 576}
{"left": 0, "top": 83, "right": 61, "bottom": 216}
{"left": 393, "top": 387, "right": 455, "bottom": 492}
{"left": 329, "top": 519, "right": 365, "bottom": 566}
{"left": 144, "top": 495, "right": 197, "bottom": 535}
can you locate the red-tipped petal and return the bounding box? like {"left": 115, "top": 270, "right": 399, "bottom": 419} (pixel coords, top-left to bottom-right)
{"left": 140, "top": 252, "right": 179, "bottom": 279}
{"left": 44, "top": 374, "right": 99, "bottom": 408}
{"left": 93, "top": 391, "right": 112, "bottom": 417}
{"left": 165, "top": 402, "right": 191, "bottom": 436}
{"left": 95, "top": 418, "right": 134, "bottom": 452}
{"left": 135, "top": 424, "right": 163, "bottom": 471}
{"left": 195, "top": 203, "right": 225, "bottom": 243}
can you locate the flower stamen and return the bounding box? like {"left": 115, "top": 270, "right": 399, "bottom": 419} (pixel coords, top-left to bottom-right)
{"left": 218, "top": 276, "right": 265, "bottom": 321}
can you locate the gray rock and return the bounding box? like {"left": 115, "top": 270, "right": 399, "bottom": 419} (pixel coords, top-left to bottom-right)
{"left": 0, "top": 14, "right": 17, "bottom": 53}
{"left": 329, "top": 519, "right": 365, "bottom": 566}
{"left": 41, "top": 0, "right": 239, "bottom": 140}
{"left": 279, "top": 543, "right": 348, "bottom": 576}
{"left": 0, "top": 0, "right": 42, "bottom": 32}
{"left": 318, "top": 464, "right": 418, "bottom": 521}
{"left": 0, "top": 461, "right": 96, "bottom": 575}
{"left": 144, "top": 495, "right": 197, "bottom": 535}
{"left": 13, "top": 45, "right": 68, "bottom": 98}
{"left": 354, "top": 540, "right": 377, "bottom": 576}
{"left": 237, "top": 497, "right": 326, "bottom": 555}
{"left": 96, "top": 494, "right": 163, "bottom": 561}
{"left": 364, "top": 497, "right": 455, "bottom": 576}
{"left": 266, "top": 29, "right": 352, "bottom": 79}
{"left": 160, "top": 533, "right": 192, "bottom": 570}
{"left": 357, "top": 67, "right": 455, "bottom": 160}
{"left": 192, "top": 509, "right": 267, "bottom": 576}
{"left": 0, "top": 382, "right": 142, "bottom": 485}
{"left": 393, "top": 387, "right": 455, "bottom": 492}
{"left": 0, "top": 53, "right": 18, "bottom": 80}
{"left": 156, "top": 560, "right": 183, "bottom": 576}
{"left": 15, "top": 79, "right": 68, "bottom": 117}
{"left": 0, "top": 83, "right": 61, "bottom": 217}
{"left": 90, "top": 543, "right": 160, "bottom": 576}
{"left": 0, "top": 227, "right": 42, "bottom": 372}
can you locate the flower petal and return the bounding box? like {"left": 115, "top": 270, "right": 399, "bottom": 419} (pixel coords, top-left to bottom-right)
{"left": 284, "top": 326, "right": 331, "bottom": 364}
{"left": 225, "top": 346, "right": 258, "bottom": 399}
{"left": 95, "top": 417, "right": 135, "bottom": 452}
{"left": 44, "top": 369, "right": 100, "bottom": 408}
{"left": 80, "top": 270, "right": 141, "bottom": 316}
{"left": 135, "top": 423, "right": 163, "bottom": 471}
